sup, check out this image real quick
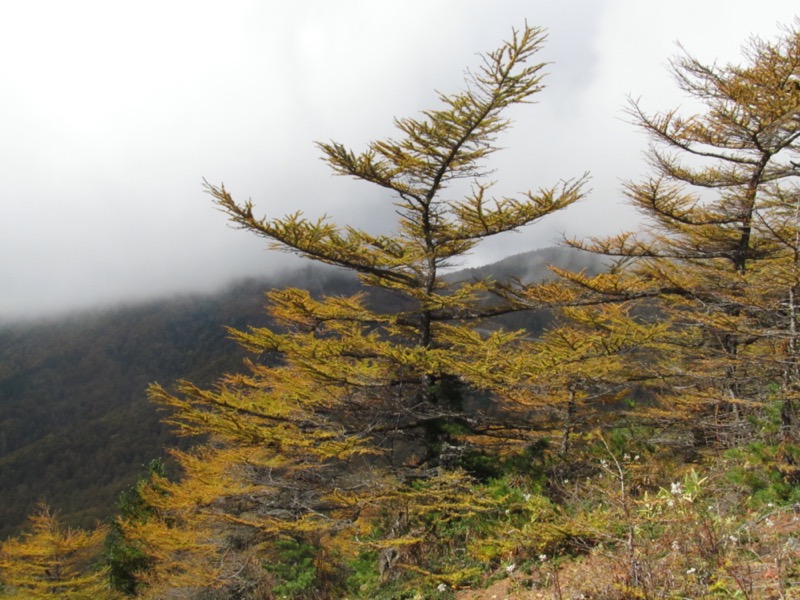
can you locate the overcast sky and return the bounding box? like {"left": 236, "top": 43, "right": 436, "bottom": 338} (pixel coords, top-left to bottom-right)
{"left": 1, "top": 1, "right": 797, "bottom": 321}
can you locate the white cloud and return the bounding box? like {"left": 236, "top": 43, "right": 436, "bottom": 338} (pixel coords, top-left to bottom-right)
{"left": 0, "top": 0, "right": 796, "bottom": 319}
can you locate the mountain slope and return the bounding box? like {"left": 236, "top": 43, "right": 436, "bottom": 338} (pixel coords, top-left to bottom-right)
{"left": 0, "top": 247, "right": 595, "bottom": 536}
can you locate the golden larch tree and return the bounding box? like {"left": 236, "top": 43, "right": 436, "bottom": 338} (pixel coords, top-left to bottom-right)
{"left": 128, "top": 23, "right": 593, "bottom": 595}
{"left": 551, "top": 19, "right": 800, "bottom": 444}
{"left": 0, "top": 504, "right": 118, "bottom": 600}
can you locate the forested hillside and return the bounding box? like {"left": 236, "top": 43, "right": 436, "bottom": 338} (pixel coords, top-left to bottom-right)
{"left": 0, "top": 266, "right": 358, "bottom": 536}
{"left": 0, "top": 279, "right": 265, "bottom": 536}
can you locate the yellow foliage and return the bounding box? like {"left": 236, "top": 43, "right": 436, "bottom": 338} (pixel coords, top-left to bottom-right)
{"left": 0, "top": 504, "right": 118, "bottom": 599}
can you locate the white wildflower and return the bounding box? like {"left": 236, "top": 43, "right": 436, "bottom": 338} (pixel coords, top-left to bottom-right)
{"left": 506, "top": 563, "right": 516, "bottom": 574}
{"left": 670, "top": 481, "right": 683, "bottom": 495}
{"left": 538, "top": 554, "right": 547, "bottom": 562}
{"left": 437, "top": 582, "right": 448, "bottom": 593}
{"left": 523, "top": 493, "right": 532, "bottom": 502}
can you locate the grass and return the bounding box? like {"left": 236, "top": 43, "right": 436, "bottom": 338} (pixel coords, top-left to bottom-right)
{"left": 343, "top": 427, "right": 800, "bottom": 600}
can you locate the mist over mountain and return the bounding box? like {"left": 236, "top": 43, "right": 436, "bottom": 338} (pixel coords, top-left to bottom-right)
{"left": 0, "top": 263, "right": 359, "bottom": 536}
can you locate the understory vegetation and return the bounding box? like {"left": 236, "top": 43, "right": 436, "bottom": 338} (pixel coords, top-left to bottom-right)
{"left": 2, "top": 19, "right": 800, "bottom": 600}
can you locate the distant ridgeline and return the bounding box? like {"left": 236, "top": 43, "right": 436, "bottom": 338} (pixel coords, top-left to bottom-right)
{"left": 0, "top": 247, "right": 600, "bottom": 537}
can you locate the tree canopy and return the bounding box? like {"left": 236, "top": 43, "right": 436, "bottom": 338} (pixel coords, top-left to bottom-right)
{"left": 0, "top": 504, "right": 118, "bottom": 599}
{"left": 529, "top": 20, "right": 800, "bottom": 444}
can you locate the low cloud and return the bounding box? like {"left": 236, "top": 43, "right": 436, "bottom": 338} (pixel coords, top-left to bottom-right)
{"left": 1, "top": 0, "right": 796, "bottom": 320}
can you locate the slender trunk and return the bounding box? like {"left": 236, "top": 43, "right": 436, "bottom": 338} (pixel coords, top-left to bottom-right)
{"left": 720, "top": 155, "right": 770, "bottom": 428}
{"left": 781, "top": 195, "right": 800, "bottom": 444}
{"left": 732, "top": 154, "right": 770, "bottom": 273}
{"left": 560, "top": 389, "right": 576, "bottom": 456}
{"left": 784, "top": 283, "right": 798, "bottom": 443}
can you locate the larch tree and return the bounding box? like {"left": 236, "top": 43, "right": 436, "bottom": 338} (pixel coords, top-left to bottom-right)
{"left": 0, "top": 504, "right": 118, "bottom": 600}
{"left": 127, "top": 23, "right": 592, "bottom": 595}
{"left": 478, "top": 282, "right": 674, "bottom": 455}
{"left": 548, "top": 19, "right": 800, "bottom": 445}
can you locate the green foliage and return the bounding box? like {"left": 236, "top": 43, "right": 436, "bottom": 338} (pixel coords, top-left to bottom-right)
{"left": 724, "top": 442, "right": 800, "bottom": 507}
{"left": 604, "top": 427, "right": 656, "bottom": 459}
{"left": 264, "top": 539, "right": 318, "bottom": 599}
{"left": 106, "top": 460, "right": 165, "bottom": 596}
{"left": 343, "top": 552, "right": 381, "bottom": 599}
{"left": 456, "top": 448, "right": 504, "bottom": 480}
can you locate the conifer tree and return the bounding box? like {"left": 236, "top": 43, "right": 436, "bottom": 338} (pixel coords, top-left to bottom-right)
{"left": 547, "top": 19, "right": 800, "bottom": 444}
{"left": 106, "top": 460, "right": 165, "bottom": 596}
{"left": 200, "top": 22, "right": 586, "bottom": 464}
{"left": 448, "top": 301, "right": 671, "bottom": 454}
{"left": 0, "top": 504, "right": 118, "bottom": 599}
{"left": 131, "top": 24, "right": 590, "bottom": 594}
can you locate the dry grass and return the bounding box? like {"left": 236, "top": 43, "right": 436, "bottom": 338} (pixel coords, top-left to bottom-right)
{"left": 453, "top": 507, "right": 800, "bottom": 600}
